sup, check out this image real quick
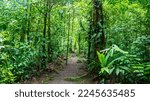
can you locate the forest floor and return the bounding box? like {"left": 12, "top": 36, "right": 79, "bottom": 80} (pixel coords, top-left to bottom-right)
{"left": 24, "top": 54, "right": 92, "bottom": 84}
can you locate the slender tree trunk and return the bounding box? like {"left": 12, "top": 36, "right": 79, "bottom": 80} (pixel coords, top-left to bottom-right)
{"left": 87, "top": 19, "right": 92, "bottom": 64}
{"left": 27, "top": 3, "right": 32, "bottom": 42}
{"left": 66, "top": 11, "right": 71, "bottom": 65}
{"left": 69, "top": 5, "right": 75, "bottom": 52}
{"left": 78, "top": 32, "right": 81, "bottom": 54}
{"left": 20, "top": 10, "right": 27, "bottom": 42}
{"left": 72, "top": 9, "right": 75, "bottom": 52}
{"left": 20, "top": 0, "right": 27, "bottom": 42}
{"left": 47, "top": 1, "right": 53, "bottom": 62}
{"left": 20, "top": 19, "right": 26, "bottom": 42}
{"left": 63, "top": 10, "right": 66, "bottom": 52}
{"left": 42, "top": 0, "right": 48, "bottom": 68}
{"left": 35, "top": 19, "right": 40, "bottom": 46}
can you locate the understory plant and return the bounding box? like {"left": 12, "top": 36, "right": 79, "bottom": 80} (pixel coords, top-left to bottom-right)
{"left": 0, "top": 53, "right": 15, "bottom": 83}
{"left": 97, "top": 44, "right": 150, "bottom": 83}
{"left": 0, "top": 41, "right": 41, "bottom": 83}
{"left": 97, "top": 44, "right": 129, "bottom": 83}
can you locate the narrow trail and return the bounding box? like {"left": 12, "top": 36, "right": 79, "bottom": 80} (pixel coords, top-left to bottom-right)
{"left": 49, "top": 55, "right": 87, "bottom": 84}
{"left": 24, "top": 54, "right": 91, "bottom": 84}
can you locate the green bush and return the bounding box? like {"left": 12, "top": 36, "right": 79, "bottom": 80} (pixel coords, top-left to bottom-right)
{"left": 131, "top": 35, "right": 150, "bottom": 62}
{"left": 0, "top": 42, "right": 41, "bottom": 83}
{"left": 97, "top": 44, "right": 150, "bottom": 83}
{"left": 97, "top": 44, "right": 129, "bottom": 83}
{"left": 0, "top": 53, "right": 15, "bottom": 83}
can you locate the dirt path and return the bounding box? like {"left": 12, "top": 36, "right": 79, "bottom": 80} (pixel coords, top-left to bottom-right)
{"left": 24, "top": 55, "right": 91, "bottom": 84}
{"left": 49, "top": 55, "right": 87, "bottom": 84}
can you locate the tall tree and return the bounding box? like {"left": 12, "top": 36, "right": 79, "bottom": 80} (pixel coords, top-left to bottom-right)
{"left": 20, "top": 0, "right": 28, "bottom": 42}
{"left": 92, "top": 0, "right": 105, "bottom": 55}
{"left": 42, "top": 0, "right": 48, "bottom": 68}
{"left": 27, "top": 0, "right": 32, "bottom": 42}
{"left": 88, "top": 0, "right": 105, "bottom": 65}
{"left": 66, "top": 12, "right": 71, "bottom": 65}
{"left": 47, "top": 0, "right": 54, "bottom": 62}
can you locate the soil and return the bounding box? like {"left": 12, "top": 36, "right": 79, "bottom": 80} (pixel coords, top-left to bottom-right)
{"left": 49, "top": 55, "right": 89, "bottom": 84}
{"left": 24, "top": 54, "right": 91, "bottom": 84}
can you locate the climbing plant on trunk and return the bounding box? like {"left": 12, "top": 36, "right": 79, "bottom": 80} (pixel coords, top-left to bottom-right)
{"left": 88, "top": 0, "right": 105, "bottom": 70}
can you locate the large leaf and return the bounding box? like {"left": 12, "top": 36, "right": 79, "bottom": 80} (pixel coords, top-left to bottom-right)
{"left": 116, "top": 68, "right": 120, "bottom": 76}
{"left": 112, "top": 44, "right": 128, "bottom": 54}
{"left": 97, "top": 51, "right": 107, "bottom": 67}
{"left": 101, "top": 67, "right": 109, "bottom": 74}
{"left": 120, "top": 66, "right": 130, "bottom": 71}
{"left": 107, "top": 56, "right": 125, "bottom": 67}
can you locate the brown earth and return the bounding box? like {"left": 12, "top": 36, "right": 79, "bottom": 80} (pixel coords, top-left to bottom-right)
{"left": 24, "top": 54, "right": 91, "bottom": 84}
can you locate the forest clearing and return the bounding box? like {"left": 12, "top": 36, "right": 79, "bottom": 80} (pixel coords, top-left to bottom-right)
{"left": 0, "top": 0, "right": 150, "bottom": 84}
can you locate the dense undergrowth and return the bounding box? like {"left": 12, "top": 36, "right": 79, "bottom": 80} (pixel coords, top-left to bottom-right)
{"left": 0, "top": 0, "right": 150, "bottom": 83}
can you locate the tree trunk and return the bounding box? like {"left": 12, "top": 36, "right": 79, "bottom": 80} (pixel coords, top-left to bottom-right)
{"left": 66, "top": 10, "right": 71, "bottom": 65}
{"left": 93, "top": 0, "right": 105, "bottom": 59}
{"left": 47, "top": 1, "right": 53, "bottom": 62}
{"left": 27, "top": 2, "right": 32, "bottom": 42}
{"left": 78, "top": 32, "right": 81, "bottom": 54}
{"left": 72, "top": 8, "right": 75, "bottom": 52}
{"left": 34, "top": 19, "right": 40, "bottom": 46}
{"left": 87, "top": 0, "right": 105, "bottom": 67}
{"left": 87, "top": 18, "right": 92, "bottom": 64}
{"left": 20, "top": 18, "right": 26, "bottom": 42}
{"left": 42, "top": 0, "right": 48, "bottom": 68}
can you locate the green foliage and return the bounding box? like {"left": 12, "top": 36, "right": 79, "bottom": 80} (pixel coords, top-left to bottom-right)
{"left": 131, "top": 35, "right": 150, "bottom": 62}
{"left": 42, "top": 75, "right": 53, "bottom": 84}
{"left": 0, "top": 42, "right": 40, "bottom": 82}
{"left": 65, "top": 74, "right": 87, "bottom": 83}
{"left": 104, "top": 0, "right": 147, "bottom": 50}
{"left": 0, "top": 0, "right": 90, "bottom": 83}
{"left": 97, "top": 44, "right": 150, "bottom": 83}
{"left": 120, "top": 57, "right": 150, "bottom": 83}
{"left": 0, "top": 67, "right": 15, "bottom": 83}
{"left": 0, "top": 53, "right": 15, "bottom": 83}
{"left": 0, "top": 0, "right": 149, "bottom": 84}
{"left": 97, "top": 45, "right": 129, "bottom": 83}
{"left": 65, "top": 76, "right": 82, "bottom": 82}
